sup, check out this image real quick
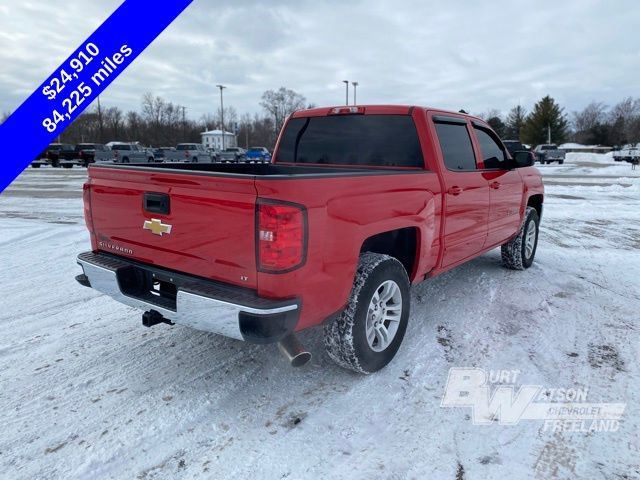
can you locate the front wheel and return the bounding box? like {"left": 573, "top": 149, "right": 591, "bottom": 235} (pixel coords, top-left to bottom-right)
{"left": 324, "top": 252, "right": 410, "bottom": 374}
{"left": 501, "top": 206, "right": 540, "bottom": 270}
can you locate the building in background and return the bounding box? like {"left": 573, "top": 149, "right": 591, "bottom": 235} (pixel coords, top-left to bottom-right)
{"left": 201, "top": 130, "right": 237, "bottom": 150}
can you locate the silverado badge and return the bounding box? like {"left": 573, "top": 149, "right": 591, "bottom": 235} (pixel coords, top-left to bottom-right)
{"left": 143, "top": 218, "right": 172, "bottom": 236}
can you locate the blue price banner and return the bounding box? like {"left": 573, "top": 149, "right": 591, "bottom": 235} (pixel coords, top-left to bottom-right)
{"left": 0, "top": 0, "right": 193, "bottom": 193}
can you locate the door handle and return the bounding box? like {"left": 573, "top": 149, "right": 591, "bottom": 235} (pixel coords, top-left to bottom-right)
{"left": 447, "top": 186, "right": 463, "bottom": 196}
{"left": 490, "top": 181, "right": 501, "bottom": 189}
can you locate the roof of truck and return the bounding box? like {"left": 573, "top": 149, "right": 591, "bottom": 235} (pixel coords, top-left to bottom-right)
{"left": 290, "top": 105, "right": 486, "bottom": 123}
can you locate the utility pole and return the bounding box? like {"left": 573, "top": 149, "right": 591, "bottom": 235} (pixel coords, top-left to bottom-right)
{"left": 216, "top": 84, "right": 226, "bottom": 149}
{"left": 547, "top": 123, "right": 551, "bottom": 144}
{"left": 181, "top": 106, "right": 186, "bottom": 140}
{"left": 97, "top": 95, "right": 104, "bottom": 143}
{"left": 342, "top": 80, "right": 349, "bottom": 105}
{"left": 351, "top": 81, "right": 358, "bottom": 105}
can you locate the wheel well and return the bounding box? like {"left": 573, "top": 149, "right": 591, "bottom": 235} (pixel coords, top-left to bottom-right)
{"left": 360, "top": 227, "right": 418, "bottom": 279}
{"left": 527, "top": 194, "right": 544, "bottom": 218}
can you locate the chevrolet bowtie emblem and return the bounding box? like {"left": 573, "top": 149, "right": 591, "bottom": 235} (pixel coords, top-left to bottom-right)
{"left": 143, "top": 218, "right": 172, "bottom": 236}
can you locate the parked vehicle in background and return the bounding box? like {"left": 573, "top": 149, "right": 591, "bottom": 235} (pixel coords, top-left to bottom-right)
{"left": 628, "top": 144, "right": 640, "bottom": 164}
{"left": 206, "top": 147, "right": 221, "bottom": 162}
{"left": 44, "top": 143, "right": 75, "bottom": 167}
{"left": 612, "top": 145, "right": 626, "bottom": 162}
{"left": 164, "top": 143, "right": 212, "bottom": 163}
{"left": 502, "top": 140, "right": 528, "bottom": 157}
{"left": 218, "top": 147, "right": 247, "bottom": 163}
{"left": 110, "top": 143, "right": 154, "bottom": 163}
{"left": 152, "top": 147, "right": 175, "bottom": 161}
{"left": 76, "top": 105, "right": 543, "bottom": 373}
{"left": 245, "top": 147, "right": 271, "bottom": 163}
{"left": 75, "top": 143, "right": 111, "bottom": 166}
{"left": 534, "top": 144, "right": 565, "bottom": 164}
{"left": 614, "top": 144, "right": 633, "bottom": 162}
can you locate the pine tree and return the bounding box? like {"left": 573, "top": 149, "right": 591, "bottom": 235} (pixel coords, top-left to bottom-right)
{"left": 487, "top": 116, "right": 505, "bottom": 138}
{"left": 504, "top": 105, "right": 527, "bottom": 140}
{"left": 521, "top": 96, "right": 569, "bottom": 145}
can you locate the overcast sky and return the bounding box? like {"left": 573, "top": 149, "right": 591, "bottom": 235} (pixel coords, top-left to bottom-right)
{"left": 1, "top": 0, "right": 639, "bottom": 122}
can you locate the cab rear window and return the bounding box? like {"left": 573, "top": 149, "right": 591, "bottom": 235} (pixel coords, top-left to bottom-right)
{"left": 277, "top": 115, "right": 424, "bottom": 167}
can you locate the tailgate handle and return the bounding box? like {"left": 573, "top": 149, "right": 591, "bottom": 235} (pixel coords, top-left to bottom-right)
{"left": 144, "top": 192, "right": 170, "bottom": 215}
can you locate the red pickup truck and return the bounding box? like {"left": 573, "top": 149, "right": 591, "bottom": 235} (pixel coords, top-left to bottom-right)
{"left": 76, "top": 105, "right": 543, "bottom": 373}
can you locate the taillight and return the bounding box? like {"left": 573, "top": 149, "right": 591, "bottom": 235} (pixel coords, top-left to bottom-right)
{"left": 257, "top": 201, "right": 306, "bottom": 272}
{"left": 82, "top": 182, "right": 94, "bottom": 233}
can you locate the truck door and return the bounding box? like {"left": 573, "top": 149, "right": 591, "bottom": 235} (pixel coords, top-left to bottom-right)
{"left": 433, "top": 116, "right": 490, "bottom": 267}
{"left": 471, "top": 124, "right": 524, "bottom": 247}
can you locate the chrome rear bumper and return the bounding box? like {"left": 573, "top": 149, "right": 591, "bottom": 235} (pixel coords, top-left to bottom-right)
{"left": 76, "top": 252, "right": 299, "bottom": 342}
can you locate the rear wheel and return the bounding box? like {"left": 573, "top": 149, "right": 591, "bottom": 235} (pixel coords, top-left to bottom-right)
{"left": 501, "top": 206, "right": 540, "bottom": 270}
{"left": 122, "top": 157, "right": 129, "bottom": 163}
{"left": 324, "top": 252, "right": 410, "bottom": 374}
{"left": 192, "top": 157, "right": 198, "bottom": 163}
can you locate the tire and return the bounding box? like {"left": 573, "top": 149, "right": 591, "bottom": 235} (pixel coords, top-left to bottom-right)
{"left": 148, "top": 157, "right": 154, "bottom": 163}
{"left": 324, "top": 252, "right": 410, "bottom": 374}
{"left": 192, "top": 157, "right": 198, "bottom": 163}
{"left": 501, "top": 206, "right": 540, "bottom": 270}
{"left": 31, "top": 163, "right": 41, "bottom": 168}
{"left": 559, "top": 160, "right": 564, "bottom": 165}
{"left": 122, "top": 157, "right": 129, "bottom": 163}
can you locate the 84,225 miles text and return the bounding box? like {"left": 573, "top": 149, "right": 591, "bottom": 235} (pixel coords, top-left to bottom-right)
{"left": 42, "top": 82, "right": 92, "bottom": 133}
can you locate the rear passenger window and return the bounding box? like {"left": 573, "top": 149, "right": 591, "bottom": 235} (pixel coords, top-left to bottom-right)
{"left": 434, "top": 122, "right": 477, "bottom": 171}
{"left": 474, "top": 127, "right": 507, "bottom": 169}
{"left": 277, "top": 115, "right": 424, "bottom": 167}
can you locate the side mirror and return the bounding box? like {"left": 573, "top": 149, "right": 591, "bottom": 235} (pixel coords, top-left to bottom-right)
{"left": 513, "top": 150, "right": 535, "bottom": 168}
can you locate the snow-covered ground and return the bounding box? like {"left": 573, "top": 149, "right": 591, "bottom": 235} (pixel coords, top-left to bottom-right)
{"left": 1, "top": 156, "right": 639, "bottom": 479}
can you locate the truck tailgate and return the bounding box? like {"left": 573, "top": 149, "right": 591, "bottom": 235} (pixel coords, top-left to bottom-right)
{"left": 87, "top": 166, "right": 258, "bottom": 289}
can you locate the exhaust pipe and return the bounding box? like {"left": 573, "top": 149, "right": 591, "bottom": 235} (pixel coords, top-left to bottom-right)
{"left": 278, "top": 334, "right": 312, "bottom": 367}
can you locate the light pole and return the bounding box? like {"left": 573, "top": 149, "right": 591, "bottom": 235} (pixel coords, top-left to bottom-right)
{"left": 351, "top": 81, "right": 358, "bottom": 105}
{"left": 342, "top": 80, "right": 349, "bottom": 105}
{"left": 97, "top": 95, "right": 104, "bottom": 143}
{"left": 180, "top": 105, "right": 186, "bottom": 140}
{"left": 547, "top": 123, "right": 551, "bottom": 144}
{"left": 216, "top": 84, "right": 226, "bottom": 149}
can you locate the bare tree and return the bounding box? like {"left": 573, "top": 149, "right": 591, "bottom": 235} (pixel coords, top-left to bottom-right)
{"left": 505, "top": 105, "right": 527, "bottom": 140}
{"left": 573, "top": 102, "right": 607, "bottom": 132}
{"left": 571, "top": 102, "right": 609, "bottom": 145}
{"left": 260, "top": 87, "right": 306, "bottom": 136}
{"left": 608, "top": 97, "right": 640, "bottom": 144}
